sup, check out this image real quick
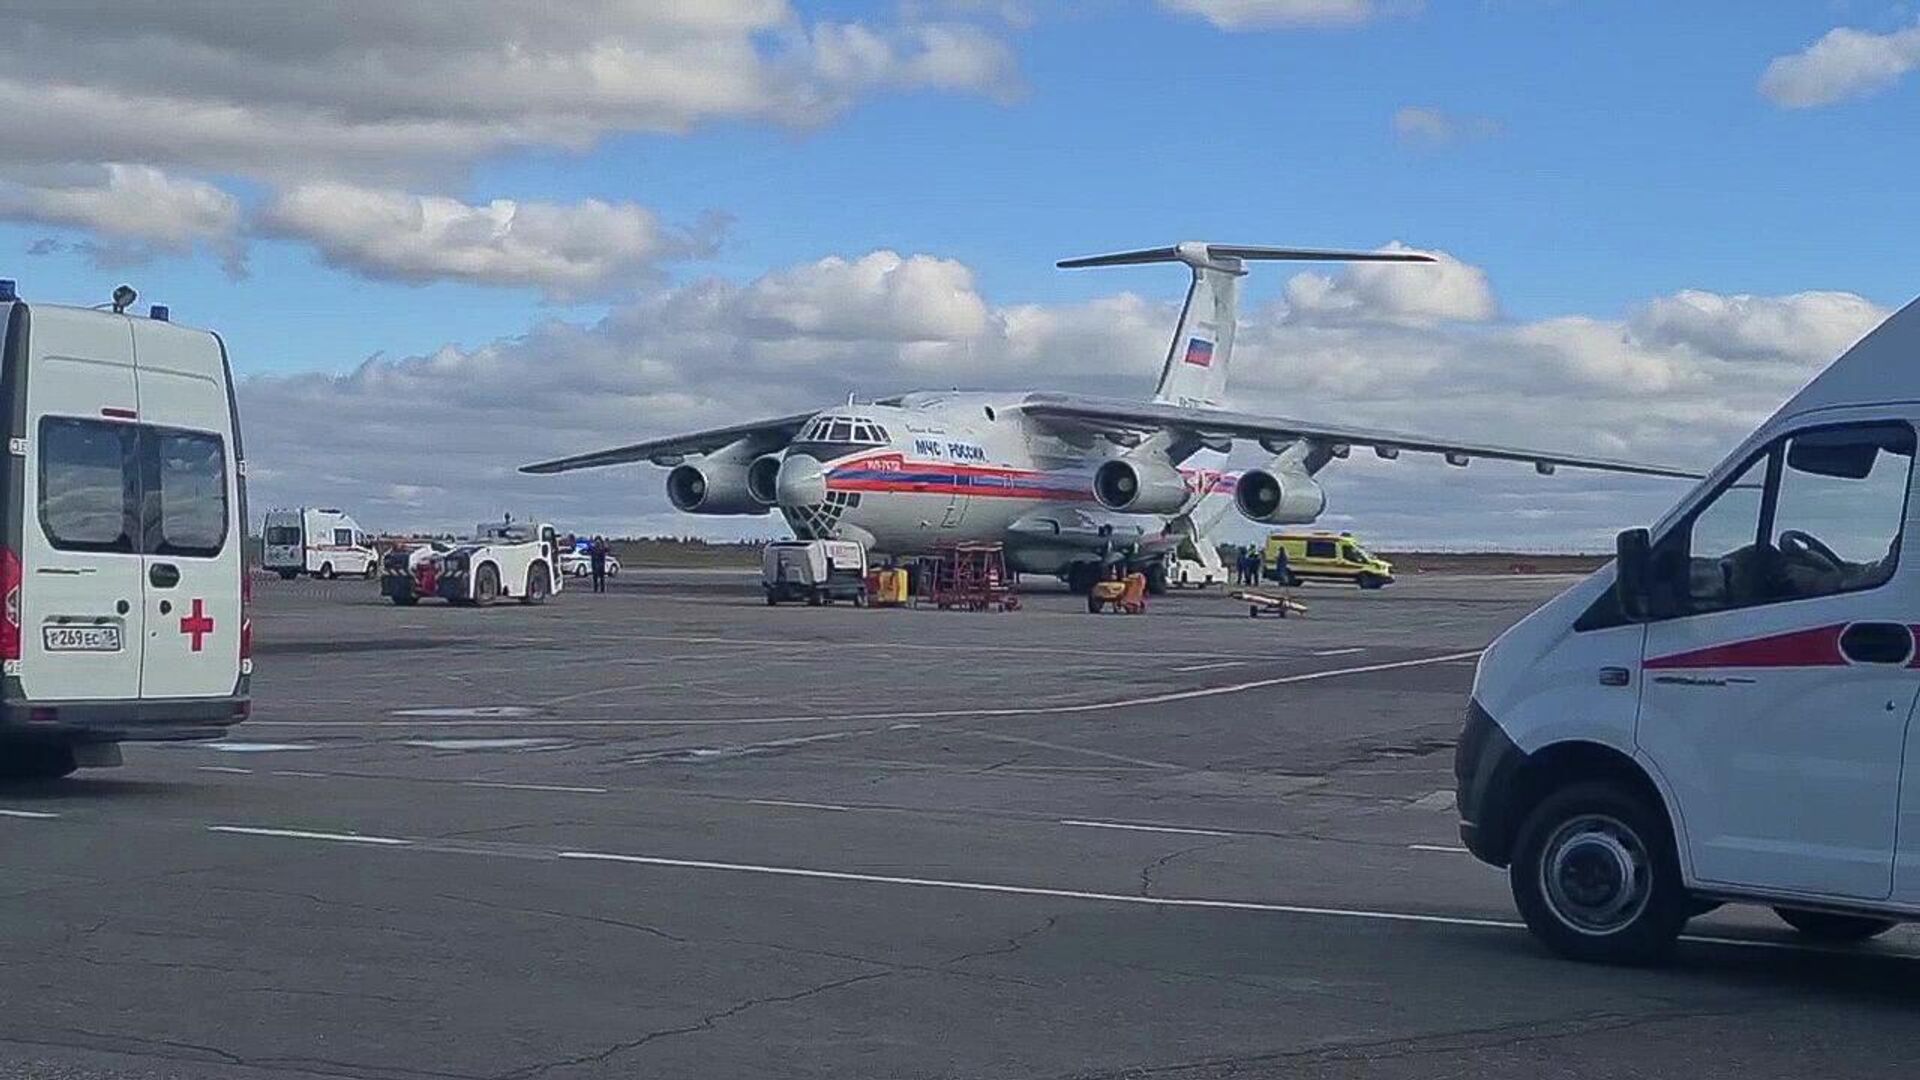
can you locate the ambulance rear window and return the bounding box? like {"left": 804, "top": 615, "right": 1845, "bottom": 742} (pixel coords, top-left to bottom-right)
{"left": 265, "top": 526, "right": 301, "bottom": 545}
{"left": 39, "top": 417, "right": 134, "bottom": 552}
{"left": 149, "top": 428, "right": 228, "bottom": 557}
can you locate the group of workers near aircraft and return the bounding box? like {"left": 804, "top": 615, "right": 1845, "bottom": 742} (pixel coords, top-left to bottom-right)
{"left": 1229, "top": 543, "right": 1285, "bottom": 587}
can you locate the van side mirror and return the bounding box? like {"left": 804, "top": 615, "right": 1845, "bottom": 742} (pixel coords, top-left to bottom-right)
{"left": 1615, "top": 527, "right": 1653, "bottom": 620}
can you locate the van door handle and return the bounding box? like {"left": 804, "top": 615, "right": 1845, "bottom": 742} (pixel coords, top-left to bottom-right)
{"left": 1840, "top": 622, "right": 1914, "bottom": 665}
{"left": 1599, "top": 667, "right": 1631, "bottom": 687}
{"left": 149, "top": 563, "right": 180, "bottom": 588}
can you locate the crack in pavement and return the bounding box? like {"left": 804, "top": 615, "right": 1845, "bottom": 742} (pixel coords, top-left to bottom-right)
{"left": 492, "top": 971, "right": 895, "bottom": 1080}
{"left": 1059, "top": 1002, "right": 1772, "bottom": 1079}
{"left": 433, "top": 892, "right": 689, "bottom": 943}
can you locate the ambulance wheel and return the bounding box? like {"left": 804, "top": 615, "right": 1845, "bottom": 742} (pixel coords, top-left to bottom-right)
{"left": 0, "top": 741, "right": 78, "bottom": 781}
{"left": 523, "top": 566, "right": 550, "bottom": 605}
{"left": 1357, "top": 573, "right": 1384, "bottom": 590}
{"left": 1510, "top": 780, "right": 1688, "bottom": 965}
{"left": 765, "top": 592, "right": 778, "bottom": 606}
{"left": 319, "top": 562, "right": 335, "bottom": 580}
{"left": 391, "top": 594, "right": 418, "bottom": 606}
{"left": 806, "top": 591, "right": 823, "bottom": 606}
{"left": 277, "top": 569, "right": 298, "bottom": 581}
{"left": 474, "top": 564, "right": 500, "bottom": 606}
{"left": 1773, "top": 908, "right": 1898, "bottom": 942}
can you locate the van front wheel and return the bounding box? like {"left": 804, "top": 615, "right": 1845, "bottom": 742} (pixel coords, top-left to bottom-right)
{"left": 1510, "top": 781, "right": 1689, "bottom": 966}
{"left": 1773, "top": 908, "right": 1898, "bottom": 942}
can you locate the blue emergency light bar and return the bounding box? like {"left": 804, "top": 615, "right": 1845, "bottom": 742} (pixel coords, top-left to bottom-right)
{"left": 0, "top": 279, "right": 15, "bottom": 302}
{"left": 149, "top": 305, "right": 169, "bottom": 322}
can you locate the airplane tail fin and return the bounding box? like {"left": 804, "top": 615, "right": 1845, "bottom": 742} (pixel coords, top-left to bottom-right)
{"left": 1057, "top": 242, "right": 1434, "bottom": 409}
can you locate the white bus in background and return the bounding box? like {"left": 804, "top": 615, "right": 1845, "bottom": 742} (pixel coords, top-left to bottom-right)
{"left": 0, "top": 279, "right": 250, "bottom": 779}
{"left": 262, "top": 507, "right": 376, "bottom": 579}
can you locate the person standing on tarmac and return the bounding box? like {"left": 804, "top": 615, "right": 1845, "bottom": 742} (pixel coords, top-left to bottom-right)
{"left": 589, "top": 536, "right": 610, "bottom": 594}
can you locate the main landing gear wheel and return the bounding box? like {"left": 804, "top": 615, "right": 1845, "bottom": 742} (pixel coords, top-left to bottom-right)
{"left": 1510, "top": 780, "right": 1689, "bottom": 965}
{"left": 1773, "top": 908, "right": 1897, "bottom": 942}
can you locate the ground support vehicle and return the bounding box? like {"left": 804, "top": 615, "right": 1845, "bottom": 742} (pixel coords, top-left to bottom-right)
{"left": 1088, "top": 573, "right": 1148, "bottom": 614}
{"left": 382, "top": 522, "right": 561, "bottom": 606}
{"left": 763, "top": 539, "right": 867, "bottom": 606}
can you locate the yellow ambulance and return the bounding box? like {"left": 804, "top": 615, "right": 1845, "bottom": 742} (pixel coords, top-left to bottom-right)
{"left": 1263, "top": 532, "right": 1394, "bottom": 590}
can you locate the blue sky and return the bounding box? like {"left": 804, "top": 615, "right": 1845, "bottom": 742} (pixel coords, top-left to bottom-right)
{"left": 2, "top": 1, "right": 1916, "bottom": 544}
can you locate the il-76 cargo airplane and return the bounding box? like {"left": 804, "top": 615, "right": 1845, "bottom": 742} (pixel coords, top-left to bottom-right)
{"left": 524, "top": 242, "right": 1696, "bottom": 592}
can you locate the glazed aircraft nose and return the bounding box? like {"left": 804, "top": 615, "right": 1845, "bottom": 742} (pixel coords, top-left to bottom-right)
{"left": 776, "top": 454, "right": 828, "bottom": 506}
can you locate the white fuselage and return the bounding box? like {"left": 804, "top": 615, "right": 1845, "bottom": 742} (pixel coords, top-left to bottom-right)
{"left": 770, "top": 392, "right": 1227, "bottom": 575}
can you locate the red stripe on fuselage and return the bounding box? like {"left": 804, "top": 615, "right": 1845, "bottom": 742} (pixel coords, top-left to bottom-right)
{"left": 1644, "top": 625, "right": 1848, "bottom": 670}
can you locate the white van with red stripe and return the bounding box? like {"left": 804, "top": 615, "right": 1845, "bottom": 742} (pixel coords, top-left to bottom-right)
{"left": 0, "top": 281, "right": 249, "bottom": 780}
{"left": 1458, "top": 296, "right": 1920, "bottom": 963}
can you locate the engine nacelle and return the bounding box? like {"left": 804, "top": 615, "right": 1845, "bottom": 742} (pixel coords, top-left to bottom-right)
{"left": 1093, "top": 458, "right": 1191, "bottom": 515}
{"left": 666, "top": 463, "right": 767, "bottom": 516}
{"left": 1234, "top": 467, "right": 1327, "bottom": 525}
{"left": 746, "top": 454, "right": 783, "bottom": 507}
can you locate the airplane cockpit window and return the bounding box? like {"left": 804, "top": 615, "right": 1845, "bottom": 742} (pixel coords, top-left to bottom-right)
{"left": 790, "top": 416, "right": 890, "bottom": 459}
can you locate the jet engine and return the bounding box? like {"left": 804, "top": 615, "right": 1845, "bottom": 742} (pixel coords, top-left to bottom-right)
{"left": 665, "top": 462, "right": 767, "bottom": 515}
{"left": 1234, "top": 467, "right": 1326, "bottom": 525}
{"left": 746, "top": 453, "right": 783, "bottom": 507}
{"left": 1092, "top": 458, "right": 1190, "bottom": 515}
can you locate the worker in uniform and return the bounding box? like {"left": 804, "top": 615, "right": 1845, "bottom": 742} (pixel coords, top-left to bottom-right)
{"left": 589, "top": 536, "right": 610, "bottom": 594}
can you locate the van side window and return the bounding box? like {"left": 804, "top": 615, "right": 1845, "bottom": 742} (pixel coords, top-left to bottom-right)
{"left": 1305, "top": 539, "right": 1337, "bottom": 560}
{"left": 333, "top": 528, "right": 353, "bottom": 546}
{"left": 147, "top": 428, "right": 228, "bottom": 557}
{"left": 1671, "top": 421, "right": 1913, "bottom": 613}
{"left": 39, "top": 417, "right": 135, "bottom": 553}
{"left": 1767, "top": 424, "right": 1912, "bottom": 600}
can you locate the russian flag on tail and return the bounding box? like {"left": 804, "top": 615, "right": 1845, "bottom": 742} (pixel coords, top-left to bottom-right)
{"left": 1183, "top": 337, "right": 1214, "bottom": 368}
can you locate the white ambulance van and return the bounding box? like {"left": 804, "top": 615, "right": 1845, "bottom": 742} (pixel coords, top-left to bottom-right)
{"left": 262, "top": 507, "right": 376, "bottom": 579}
{"left": 0, "top": 280, "right": 249, "bottom": 779}
{"left": 1458, "top": 296, "right": 1920, "bottom": 963}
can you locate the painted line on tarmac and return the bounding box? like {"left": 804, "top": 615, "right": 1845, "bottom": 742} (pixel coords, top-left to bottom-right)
{"left": 250, "top": 650, "right": 1484, "bottom": 730}
{"left": 0, "top": 808, "right": 59, "bottom": 820}
{"left": 462, "top": 780, "right": 608, "bottom": 795}
{"left": 194, "top": 824, "right": 1910, "bottom": 959}
{"left": 1409, "top": 843, "right": 1470, "bottom": 854}
{"left": 271, "top": 770, "right": 330, "bottom": 779}
{"left": 558, "top": 848, "right": 1523, "bottom": 930}
{"left": 208, "top": 825, "right": 411, "bottom": 847}
{"left": 1172, "top": 660, "right": 1245, "bottom": 673}
{"left": 1312, "top": 647, "right": 1366, "bottom": 657}
{"left": 1061, "top": 819, "right": 1235, "bottom": 838}
{"left": 610, "top": 633, "right": 1327, "bottom": 664}
{"left": 196, "top": 765, "right": 253, "bottom": 775}
{"left": 749, "top": 798, "right": 853, "bottom": 812}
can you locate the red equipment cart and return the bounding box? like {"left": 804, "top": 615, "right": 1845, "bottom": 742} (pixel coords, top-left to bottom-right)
{"left": 914, "top": 542, "right": 1020, "bottom": 612}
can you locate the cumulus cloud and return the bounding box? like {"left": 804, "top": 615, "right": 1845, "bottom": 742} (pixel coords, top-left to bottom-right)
{"left": 1283, "top": 245, "right": 1497, "bottom": 326}
{"left": 1391, "top": 105, "right": 1504, "bottom": 147}
{"left": 0, "top": 3, "right": 1019, "bottom": 183}
{"left": 235, "top": 246, "right": 1889, "bottom": 550}
{"left": 1759, "top": 20, "right": 1920, "bottom": 107}
{"left": 0, "top": 164, "right": 244, "bottom": 275}
{"left": 1158, "top": 0, "right": 1407, "bottom": 30}
{"left": 257, "top": 184, "right": 723, "bottom": 297}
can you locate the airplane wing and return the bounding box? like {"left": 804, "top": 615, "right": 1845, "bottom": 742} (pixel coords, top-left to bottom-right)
{"left": 519, "top": 413, "right": 813, "bottom": 474}
{"left": 1016, "top": 392, "right": 1701, "bottom": 480}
